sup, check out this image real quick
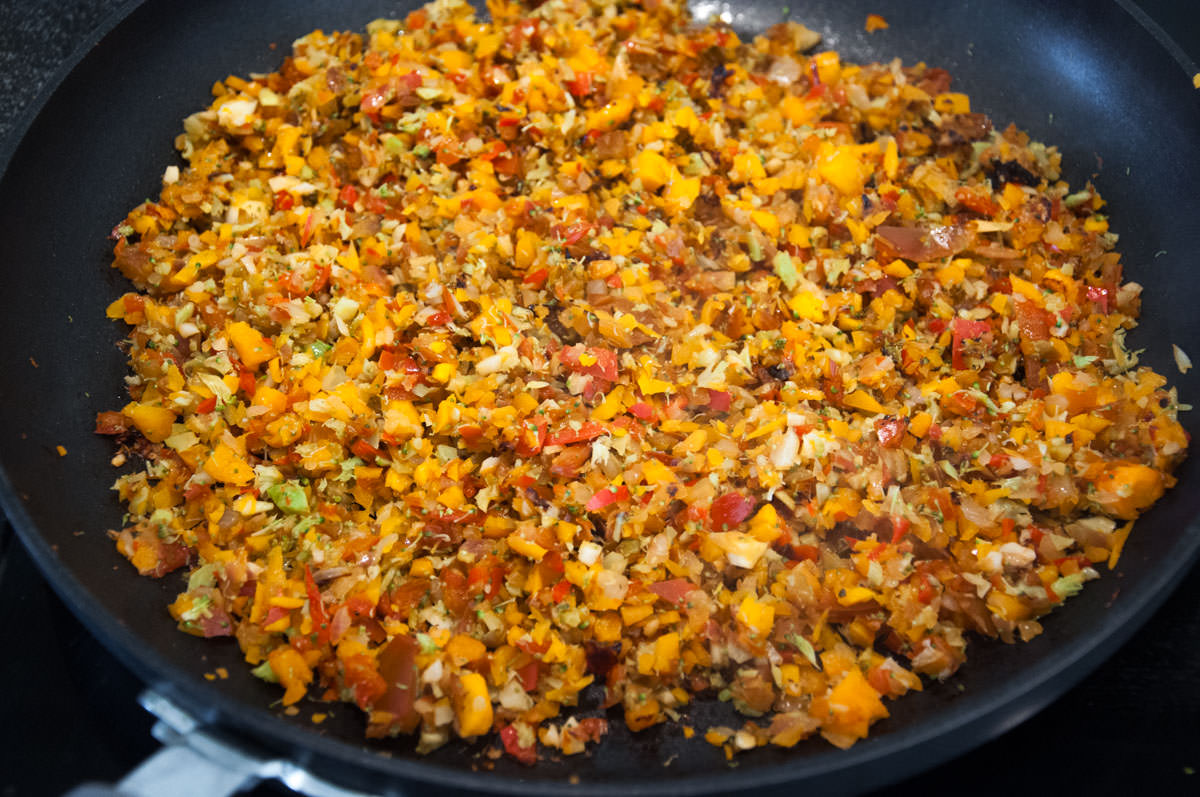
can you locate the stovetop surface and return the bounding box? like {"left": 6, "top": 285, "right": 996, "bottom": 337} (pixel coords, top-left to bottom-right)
{"left": 3, "top": 2, "right": 1200, "bottom": 795}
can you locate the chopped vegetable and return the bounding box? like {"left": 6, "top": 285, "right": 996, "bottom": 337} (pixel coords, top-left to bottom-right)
{"left": 97, "top": 0, "right": 1186, "bottom": 764}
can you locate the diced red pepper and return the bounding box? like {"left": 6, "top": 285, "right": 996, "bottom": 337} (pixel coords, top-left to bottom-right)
{"left": 707, "top": 389, "right": 731, "bottom": 412}
{"left": 122, "top": 294, "right": 146, "bottom": 316}
{"left": 1086, "top": 284, "right": 1112, "bottom": 313}
{"left": 364, "top": 193, "right": 390, "bottom": 215}
{"left": 299, "top": 211, "right": 316, "bottom": 247}
{"left": 304, "top": 565, "right": 330, "bottom": 645}
{"left": 515, "top": 418, "right": 547, "bottom": 458}
{"left": 467, "top": 564, "right": 490, "bottom": 590}
{"left": 709, "top": 492, "right": 756, "bottom": 531}
{"left": 337, "top": 184, "right": 359, "bottom": 208}
{"left": 351, "top": 438, "right": 385, "bottom": 462}
{"left": 182, "top": 483, "right": 212, "bottom": 502}
{"left": 493, "top": 152, "right": 521, "bottom": 176}
{"left": 440, "top": 568, "right": 471, "bottom": 615}
{"left": 1015, "top": 299, "right": 1053, "bottom": 342}
{"left": 946, "top": 390, "right": 978, "bottom": 415}
{"left": 197, "top": 395, "right": 218, "bottom": 414}
{"left": 586, "top": 484, "right": 629, "bottom": 512}
{"left": 647, "top": 578, "right": 694, "bottom": 605}
{"left": 551, "top": 579, "right": 571, "bottom": 603}
{"left": 560, "top": 344, "right": 619, "bottom": 382}
{"left": 198, "top": 605, "right": 233, "bottom": 638}
{"left": 424, "top": 310, "right": 451, "bottom": 327}
{"left": 238, "top": 369, "right": 257, "bottom": 396}
{"left": 342, "top": 652, "right": 387, "bottom": 709}
{"left": 628, "top": 401, "right": 655, "bottom": 421}
{"left": 890, "top": 516, "right": 911, "bottom": 544}
{"left": 545, "top": 421, "right": 605, "bottom": 447}
{"left": 398, "top": 71, "right": 423, "bottom": 92}
{"left": 403, "top": 8, "right": 426, "bottom": 28}
{"left": 951, "top": 318, "right": 991, "bottom": 370}
{"left": 360, "top": 86, "right": 390, "bottom": 114}
{"left": 867, "top": 664, "right": 893, "bottom": 696}
{"left": 262, "top": 605, "right": 291, "bottom": 629}
{"left": 476, "top": 140, "right": 508, "bottom": 161}
{"left": 375, "top": 635, "right": 420, "bottom": 734}
{"left": 344, "top": 594, "right": 376, "bottom": 618}
{"left": 917, "top": 574, "right": 936, "bottom": 604}
{"left": 566, "top": 71, "right": 594, "bottom": 98}
{"left": 556, "top": 222, "right": 593, "bottom": 246}
{"left": 499, "top": 724, "right": 538, "bottom": 765}
{"left": 522, "top": 267, "right": 549, "bottom": 289}
{"left": 517, "top": 659, "right": 540, "bottom": 692}
{"left": 542, "top": 550, "right": 565, "bottom": 574}
{"left": 274, "top": 190, "right": 295, "bottom": 211}
{"left": 954, "top": 186, "right": 1000, "bottom": 216}
{"left": 791, "top": 544, "right": 820, "bottom": 562}
{"left": 377, "top": 349, "right": 399, "bottom": 372}
{"left": 875, "top": 416, "right": 907, "bottom": 448}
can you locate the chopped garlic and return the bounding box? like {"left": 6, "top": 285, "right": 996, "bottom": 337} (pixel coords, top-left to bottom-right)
{"left": 1174, "top": 344, "right": 1192, "bottom": 374}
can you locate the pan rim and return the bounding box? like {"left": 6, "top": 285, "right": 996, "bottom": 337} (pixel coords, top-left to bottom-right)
{"left": 2, "top": 0, "right": 1200, "bottom": 793}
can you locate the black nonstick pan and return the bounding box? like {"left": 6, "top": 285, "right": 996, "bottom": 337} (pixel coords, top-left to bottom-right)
{"left": 2, "top": 1, "right": 1199, "bottom": 794}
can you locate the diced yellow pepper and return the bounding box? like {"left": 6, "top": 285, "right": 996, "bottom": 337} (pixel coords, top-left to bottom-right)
{"left": 843, "top": 390, "right": 887, "bottom": 414}
{"left": 203, "top": 442, "right": 254, "bottom": 485}
{"left": 446, "top": 634, "right": 487, "bottom": 663}
{"left": 1093, "top": 462, "right": 1164, "bottom": 520}
{"left": 227, "top": 321, "right": 276, "bottom": 370}
{"left": 736, "top": 594, "right": 775, "bottom": 640}
{"left": 933, "top": 92, "right": 970, "bottom": 114}
{"left": 437, "top": 484, "right": 466, "bottom": 509}
{"left": 732, "top": 151, "right": 766, "bottom": 182}
{"left": 632, "top": 150, "right": 673, "bottom": 191}
{"left": 638, "top": 374, "right": 672, "bottom": 395}
{"left": 454, "top": 672, "right": 493, "bottom": 737}
{"left": 750, "top": 210, "right": 779, "bottom": 238}
{"left": 813, "top": 51, "right": 841, "bottom": 84}
{"left": 818, "top": 146, "right": 868, "bottom": 196}
{"left": 664, "top": 175, "right": 701, "bottom": 211}
{"left": 789, "top": 292, "right": 826, "bottom": 322}
{"left": 1009, "top": 274, "right": 1043, "bottom": 305}
{"left": 883, "top": 137, "right": 899, "bottom": 180}
{"left": 620, "top": 603, "right": 654, "bottom": 625}
{"left": 653, "top": 632, "right": 680, "bottom": 674}
{"left": 823, "top": 667, "right": 888, "bottom": 742}
{"left": 122, "top": 401, "right": 176, "bottom": 442}
{"left": 642, "top": 459, "right": 677, "bottom": 485}
{"left": 748, "top": 504, "right": 782, "bottom": 542}
{"left": 268, "top": 647, "right": 313, "bottom": 706}
{"left": 507, "top": 533, "right": 548, "bottom": 562}
{"left": 587, "top": 96, "right": 634, "bottom": 132}
{"left": 251, "top": 385, "right": 288, "bottom": 416}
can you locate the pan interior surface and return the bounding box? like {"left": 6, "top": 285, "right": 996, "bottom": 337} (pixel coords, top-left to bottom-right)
{"left": 1, "top": 0, "right": 1198, "bottom": 793}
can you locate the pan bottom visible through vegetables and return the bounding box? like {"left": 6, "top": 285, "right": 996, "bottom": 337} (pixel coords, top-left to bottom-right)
{"left": 94, "top": 0, "right": 1188, "bottom": 764}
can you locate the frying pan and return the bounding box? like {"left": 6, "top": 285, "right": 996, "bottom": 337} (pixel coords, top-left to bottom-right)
{"left": 2, "top": 0, "right": 1199, "bottom": 794}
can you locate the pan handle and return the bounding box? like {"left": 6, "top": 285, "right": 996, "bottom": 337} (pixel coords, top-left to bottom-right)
{"left": 64, "top": 690, "right": 390, "bottom": 797}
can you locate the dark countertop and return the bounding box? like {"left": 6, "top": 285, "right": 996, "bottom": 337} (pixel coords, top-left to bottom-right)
{"left": 1, "top": 2, "right": 1199, "bottom": 796}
